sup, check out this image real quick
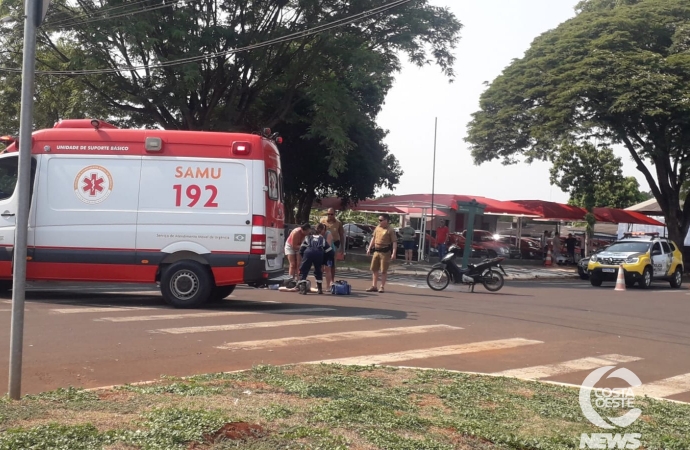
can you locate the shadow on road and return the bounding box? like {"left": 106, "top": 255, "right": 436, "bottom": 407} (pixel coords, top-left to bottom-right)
{"left": 0, "top": 285, "right": 409, "bottom": 320}
{"left": 509, "top": 279, "right": 688, "bottom": 292}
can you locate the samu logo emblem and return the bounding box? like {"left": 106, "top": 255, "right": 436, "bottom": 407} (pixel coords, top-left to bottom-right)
{"left": 74, "top": 165, "right": 113, "bottom": 204}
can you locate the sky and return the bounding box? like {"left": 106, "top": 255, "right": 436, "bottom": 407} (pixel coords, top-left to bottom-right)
{"left": 375, "top": 0, "right": 652, "bottom": 203}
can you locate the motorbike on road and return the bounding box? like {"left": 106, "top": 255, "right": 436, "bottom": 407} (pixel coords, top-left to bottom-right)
{"left": 426, "top": 244, "right": 507, "bottom": 292}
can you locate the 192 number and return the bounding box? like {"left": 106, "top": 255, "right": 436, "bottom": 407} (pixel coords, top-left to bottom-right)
{"left": 173, "top": 184, "right": 218, "bottom": 207}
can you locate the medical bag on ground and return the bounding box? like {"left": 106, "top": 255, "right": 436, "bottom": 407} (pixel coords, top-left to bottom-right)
{"left": 330, "top": 280, "right": 351, "bottom": 295}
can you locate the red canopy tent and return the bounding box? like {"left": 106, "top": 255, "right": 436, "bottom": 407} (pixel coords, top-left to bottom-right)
{"left": 356, "top": 194, "right": 538, "bottom": 217}
{"left": 511, "top": 200, "right": 588, "bottom": 221}
{"left": 510, "top": 200, "right": 665, "bottom": 226}
{"left": 593, "top": 207, "right": 664, "bottom": 226}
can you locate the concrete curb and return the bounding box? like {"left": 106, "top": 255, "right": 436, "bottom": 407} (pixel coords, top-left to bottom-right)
{"left": 339, "top": 266, "right": 580, "bottom": 282}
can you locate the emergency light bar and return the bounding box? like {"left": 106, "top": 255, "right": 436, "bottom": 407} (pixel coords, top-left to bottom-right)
{"left": 623, "top": 232, "right": 660, "bottom": 238}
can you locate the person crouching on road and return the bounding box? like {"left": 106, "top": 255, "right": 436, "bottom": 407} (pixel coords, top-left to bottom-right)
{"left": 298, "top": 223, "right": 332, "bottom": 294}
{"left": 285, "top": 223, "right": 311, "bottom": 281}
{"left": 366, "top": 214, "right": 397, "bottom": 293}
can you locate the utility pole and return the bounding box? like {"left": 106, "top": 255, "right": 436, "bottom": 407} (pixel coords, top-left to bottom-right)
{"left": 429, "top": 118, "right": 437, "bottom": 260}
{"left": 8, "top": 0, "right": 51, "bottom": 400}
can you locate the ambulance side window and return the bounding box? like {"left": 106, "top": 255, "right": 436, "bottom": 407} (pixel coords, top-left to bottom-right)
{"left": 0, "top": 155, "right": 18, "bottom": 201}
{"left": 279, "top": 173, "right": 284, "bottom": 202}
{"left": 267, "top": 170, "right": 278, "bottom": 200}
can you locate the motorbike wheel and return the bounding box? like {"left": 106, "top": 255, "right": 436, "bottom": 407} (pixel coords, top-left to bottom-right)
{"left": 482, "top": 270, "right": 504, "bottom": 292}
{"left": 427, "top": 268, "right": 450, "bottom": 291}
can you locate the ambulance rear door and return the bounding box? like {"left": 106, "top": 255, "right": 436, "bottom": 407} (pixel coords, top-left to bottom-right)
{"left": 259, "top": 140, "right": 285, "bottom": 272}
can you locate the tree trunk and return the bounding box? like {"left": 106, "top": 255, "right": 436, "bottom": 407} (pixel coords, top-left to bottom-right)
{"left": 295, "top": 190, "right": 317, "bottom": 223}
{"left": 284, "top": 196, "right": 297, "bottom": 224}
{"left": 664, "top": 210, "right": 689, "bottom": 271}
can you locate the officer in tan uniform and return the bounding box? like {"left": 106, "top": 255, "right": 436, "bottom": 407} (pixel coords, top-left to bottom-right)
{"left": 321, "top": 208, "right": 345, "bottom": 282}
{"left": 366, "top": 213, "right": 397, "bottom": 293}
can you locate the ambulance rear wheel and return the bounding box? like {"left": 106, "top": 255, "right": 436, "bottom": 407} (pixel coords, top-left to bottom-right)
{"left": 209, "top": 285, "right": 236, "bottom": 302}
{"left": 161, "top": 261, "right": 213, "bottom": 308}
{"left": 0, "top": 280, "right": 11, "bottom": 294}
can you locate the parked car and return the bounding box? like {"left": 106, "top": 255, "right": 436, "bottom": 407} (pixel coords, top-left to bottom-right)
{"left": 343, "top": 223, "right": 367, "bottom": 249}
{"left": 578, "top": 254, "right": 591, "bottom": 279}
{"left": 497, "top": 235, "right": 543, "bottom": 260}
{"left": 394, "top": 229, "right": 439, "bottom": 261}
{"left": 355, "top": 223, "right": 376, "bottom": 247}
{"left": 462, "top": 230, "right": 521, "bottom": 259}
{"left": 447, "top": 233, "right": 488, "bottom": 258}
{"left": 587, "top": 233, "right": 683, "bottom": 288}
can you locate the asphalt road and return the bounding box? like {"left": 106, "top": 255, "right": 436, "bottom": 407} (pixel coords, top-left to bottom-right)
{"left": 1, "top": 276, "right": 689, "bottom": 403}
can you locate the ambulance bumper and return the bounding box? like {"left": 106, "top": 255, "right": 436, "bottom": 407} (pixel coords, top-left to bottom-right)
{"left": 244, "top": 255, "right": 286, "bottom": 287}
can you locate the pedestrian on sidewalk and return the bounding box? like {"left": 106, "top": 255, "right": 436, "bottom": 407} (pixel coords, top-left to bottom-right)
{"left": 565, "top": 233, "right": 577, "bottom": 261}
{"left": 298, "top": 223, "right": 331, "bottom": 294}
{"left": 436, "top": 221, "right": 449, "bottom": 259}
{"left": 541, "top": 230, "right": 550, "bottom": 260}
{"left": 400, "top": 223, "right": 416, "bottom": 265}
{"left": 285, "top": 223, "right": 311, "bottom": 281}
{"left": 552, "top": 231, "right": 561, "bottom": 261}
{"left": 366, "top": 214, "right": 397, "bottom": 293}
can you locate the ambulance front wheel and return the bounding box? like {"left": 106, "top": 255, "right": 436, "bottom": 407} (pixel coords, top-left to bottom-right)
{"left": 160, "top": 261, "right": 213, "bottom": 308}
{"left": 209, "top": 285, "right": 236, "bottom": 302}
{"left": 0, "top": 280, "right": 11, "bottom": 294}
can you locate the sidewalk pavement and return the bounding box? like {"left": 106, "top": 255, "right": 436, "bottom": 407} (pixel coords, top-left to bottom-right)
{"left": 340, "top": 262, "right": 579, "bottom": 281}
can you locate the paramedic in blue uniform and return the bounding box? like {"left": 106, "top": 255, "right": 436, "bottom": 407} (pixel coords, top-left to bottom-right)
{"left": 298, "top": 223, "right": 332, "bottom": 294}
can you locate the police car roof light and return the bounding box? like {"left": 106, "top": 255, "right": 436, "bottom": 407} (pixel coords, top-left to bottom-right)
{"left": 623, "top": 232, "right": 660, "bottom": 238}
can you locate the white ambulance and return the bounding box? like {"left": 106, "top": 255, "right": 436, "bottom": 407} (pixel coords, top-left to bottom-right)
{"left": 0, "top": 119, "right": 287, "bottom": 307}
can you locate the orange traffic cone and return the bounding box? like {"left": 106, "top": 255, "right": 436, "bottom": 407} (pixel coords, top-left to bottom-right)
{"left": 615, "top": 265, "right": 626, "bottom": 291}
{"left": 544, "top": 247, "right": 553, "bottom": 267}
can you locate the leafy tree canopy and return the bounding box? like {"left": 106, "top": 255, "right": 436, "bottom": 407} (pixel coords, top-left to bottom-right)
{"left": 1, "top": 0, "right": 460, "bottom": 175}
{"left": 551, "top": 142, "right": 650, "bottom": 210}
{"left": 0, "top": 0, "right": 460, "bottom": 217}
{"left": 466, "top": 0, "right": 690, "bottom": 248}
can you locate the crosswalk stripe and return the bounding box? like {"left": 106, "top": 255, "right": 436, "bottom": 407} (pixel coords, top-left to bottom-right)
{"left": 215, "top": 325, "right": 463, "bottom": 351}
{"left": 635, "top": 373, "right": 690, "bottom": 398}
{"left": 493, "top": 354, "right": 642, "bottom": 380}
{"left": 52, "top": 307, "right": 160, "bottom": 314}
{"left": 305, "top": 338, "right": 543, "bottom": 365}
{"left": 97, "top": 307, "right": 336, "bottom": 322}
{"left": 150, "top": 314, "right": 393, "bottom": 335}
